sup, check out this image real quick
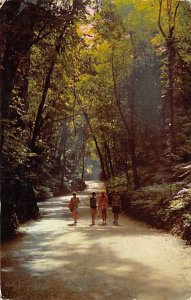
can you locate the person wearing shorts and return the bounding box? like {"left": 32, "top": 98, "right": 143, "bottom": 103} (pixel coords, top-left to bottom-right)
{"left": 90, "top": 192, "right": 97, "bottom": 225}
{"left": 112, "top": 192, "right": 121, "bottom": 225}
{"left": 98, "top": 192, "right": 108, "bottom": 225}
{"left": 69, "top": 192, "right": 80, "bottom": 224}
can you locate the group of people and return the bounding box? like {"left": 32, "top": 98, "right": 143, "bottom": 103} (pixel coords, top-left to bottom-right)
{"left": 68, "top": 191, "right": 121, "bottom": 226}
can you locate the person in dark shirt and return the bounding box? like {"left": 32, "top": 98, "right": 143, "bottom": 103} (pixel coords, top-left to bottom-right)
{"left": 112, "top": 192, "right": 121, "bottom": 225}
{"left": 90, "top": 192, "right": 97, "bottom": 225}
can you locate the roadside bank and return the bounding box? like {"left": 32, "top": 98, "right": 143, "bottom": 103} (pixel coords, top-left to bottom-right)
{"left": 106, "top": 180, "right": 191, "bottom": 244}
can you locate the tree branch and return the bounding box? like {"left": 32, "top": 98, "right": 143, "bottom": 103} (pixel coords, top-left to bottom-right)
{"left": 158, "top": 0, "right": 167, "bottom": 39}
{"left": 173, "top": 1, "right": 181, "bottom": 27}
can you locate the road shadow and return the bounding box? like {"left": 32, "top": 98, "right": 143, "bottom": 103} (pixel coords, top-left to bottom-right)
{"left": 2, "top": 233, "right": 190, "bottom": 300}
{"left": 2, "top": 184, "right": 191, "bottom": 300}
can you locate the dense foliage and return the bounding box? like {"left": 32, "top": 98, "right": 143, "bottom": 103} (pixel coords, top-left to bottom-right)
{"left": 0, "top": 0, "right": 190, "bottom": 238}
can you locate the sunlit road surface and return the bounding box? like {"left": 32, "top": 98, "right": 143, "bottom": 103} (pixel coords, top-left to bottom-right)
{"left": 1, "top": 181, "right": 191, "bottom": 300}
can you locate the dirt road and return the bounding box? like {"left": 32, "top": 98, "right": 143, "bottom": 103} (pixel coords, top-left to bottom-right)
{"left": 1, "top": 181, "right": 191, "bottom": 300}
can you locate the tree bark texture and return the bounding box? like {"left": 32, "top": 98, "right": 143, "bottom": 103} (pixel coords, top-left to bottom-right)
{"left": 167, "top": 40, "right": 176, "bottom": 154}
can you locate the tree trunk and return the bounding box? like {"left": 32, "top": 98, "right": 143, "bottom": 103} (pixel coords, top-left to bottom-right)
{"left": 104, "top": 141, "right": 114, "bottom": 177}
{"left": 81, "top": 141, "right": 86, "bottom": 181}
{"left": 72, "top": 82, "right": 107, "bottom": 181}
{"left": 111, "top": 49, "right": 139, "bottom": 189}
{"left": 81, "top": 152, "right": 85, "bottom": 181}
{"left": 87, "top": 120, "right": 107, "bottom": 181}
{"left": 167, "top": 41, "right": 176, "bottom": 154}
{"left": 0, "top": 40, "right": 19, "bottom": 154}
{"left": 0, "top": 40, "right": 19, "bottom": 121}
{"left": 129, "top": 88, "right": 139, "bottom": 190}
{"left": 60, "top": 147, "right": 66, "bottom": 191}
{"left": 125, "top": 162, "right": 130, "bottom": 186}
{"left": 0, "top": 0, "right": 37, "bottom": 151}
{"left": 18, "top": 51, "right": 31, "bottom": 111}
{"left": 104, "top": 144, "right": 111, "bottom": 179}
{"left": 30, "top": 59, "right": 55, "bottom": 151}
{"left": 30, "top": 34, "right": 63, "bottom": 151}
{"left": 157, "top": 0, "right": 180, "bottom": 154}
{"left": 161, "top": 96, "right": 166, "bottom": 136}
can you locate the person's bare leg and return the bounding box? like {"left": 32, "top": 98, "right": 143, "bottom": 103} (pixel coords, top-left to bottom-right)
{"left": 91, "top": 209, "right": 95, "bottom": 224}
{"left": 72, "top": 212, "right": 75, "bottom": 223}
{"left": 91, "top": 209, "right": 93, "bottom": 224}
{"left": 93, "top": 209, "right": 96, "bottom": 224}
{"left": 113, "top": 213, "right": 116, "bottom": 224}
{"left": 74, "top": 212, "right": 78, "bottom": 223}
{"left": 104, "top": 212, "right": 107, "bottom": 224}
{"left": 102, "top": 211, "right": 104, "bottom": 223}
{"left": 116, "top": 213, "right": 119, "bottom": 225}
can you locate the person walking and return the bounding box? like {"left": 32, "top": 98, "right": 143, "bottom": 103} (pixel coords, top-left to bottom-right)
{"left": 69, "top": 192, "right": 80, "bottom": 224}
{"left": 112, "top": 192, "right": 121, "bottom": 225}
{"left": 98, "top": 192, "right": 108, "bottom": 225}
{"left": 90, "top": 192, "right": 97, "bottom": 225}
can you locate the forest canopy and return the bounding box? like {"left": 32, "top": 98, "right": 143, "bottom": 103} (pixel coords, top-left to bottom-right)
{"left": 0, "top": 0, "right": 191, "bottom": 195}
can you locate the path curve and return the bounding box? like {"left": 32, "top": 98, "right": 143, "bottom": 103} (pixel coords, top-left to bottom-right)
{"left": 1, "top": 181, "right": 191, "bottom": 300}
